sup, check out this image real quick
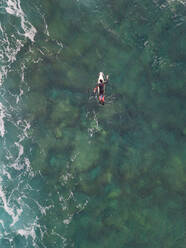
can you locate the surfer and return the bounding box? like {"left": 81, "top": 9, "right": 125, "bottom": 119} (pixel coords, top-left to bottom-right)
{"left": 94, "top": 72, "right": 109, "bottom": 105}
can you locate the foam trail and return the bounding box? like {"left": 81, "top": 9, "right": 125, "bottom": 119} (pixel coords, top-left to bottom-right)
{"left": 6, "top": 0, "right": 37, "bottom": 42}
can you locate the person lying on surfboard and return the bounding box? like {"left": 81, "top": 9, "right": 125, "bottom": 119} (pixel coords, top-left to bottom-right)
{"left": 93, "top": 72, "right": 109, "bottom": 105}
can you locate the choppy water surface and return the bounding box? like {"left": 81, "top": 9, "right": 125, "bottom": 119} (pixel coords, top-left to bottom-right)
{"left": 0, "top": 0, "right": 186, "bottom": 247}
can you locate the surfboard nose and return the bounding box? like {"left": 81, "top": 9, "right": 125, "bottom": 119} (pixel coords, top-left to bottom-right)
{"left": 98, "top": 72, "right": 104, "bottom": 83}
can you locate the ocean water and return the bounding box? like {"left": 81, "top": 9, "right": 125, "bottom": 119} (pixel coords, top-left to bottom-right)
{"left": 0, "top": 0, "right": 186, "bottom": 247}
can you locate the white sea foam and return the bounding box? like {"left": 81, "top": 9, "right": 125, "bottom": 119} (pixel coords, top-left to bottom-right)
{"left": 0, "top": 219, "right": 5, "bottom": 229}
{"left": 9, "top": 141, "right": 24, "bottom": 170}
{"left": 2, "top": 169, "right": 12, "bottom": 180}
{"left": 87, "top": 111, "right": 100, "bottom": 138}
{"left": 51, "top": 230, "right": 67, "bottom": 247}
{"left": 167, "top": 0, "right": 186, "bottom": 5}
{"left": 0, "top": 66, "right": 7, "bottom": 86}
{"left": 17, "top": 224, "right": 36, "bottom": 240}
{"left": 41, "top": 13, "right": 50, "bottom": 36}
{"left": 21, "top": 63, "right": 25, "bottom": 81}
{"left": 17, "top": 216, "right": 46, "bottom": 248}
{"left": 33, "top": 199, "right": 53, "bottom": 216}
{"left": 6, "top": 0, "right": 37, "bottom": 42}
{"left": 16, "top": 88, "right": 23, "bottom": 104}
{"left": 0, "top": 177, "right": 22, "bottom": 227}
{"left": 0, "top": 22, "right": 23, "bottom": 63}
{"left": 63, "top": 215, "right": 72, "bottom": 225}
{"left": 0, "top": 102, "right": 5, "bottom": 137}
{"left": 8, "top": 119, "right": 32, "bottom": 171}
{"left": 71, "top": 152, "right": 80, "bottom": 162}
{"left": 16, "top": 119, "right": 31, "bottom": 137}
{"left": 76, "top": 199, "right": 88, "bottom": 214}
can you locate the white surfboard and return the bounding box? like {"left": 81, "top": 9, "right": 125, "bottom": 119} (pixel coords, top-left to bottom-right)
{"left": 97, "top": 72, "right": 105, "bottom": 95}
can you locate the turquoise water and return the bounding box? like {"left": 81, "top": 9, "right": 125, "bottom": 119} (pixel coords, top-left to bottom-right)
{"left": 0, "top": 0, "right": 186, "bottom": 247}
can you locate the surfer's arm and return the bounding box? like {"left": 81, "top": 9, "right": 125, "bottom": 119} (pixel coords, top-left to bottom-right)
{"left": 93, "top": 85, "right": 98, "bottom": 93}
{"left": 104, "top": 75, "right": 109, "bottom": 84}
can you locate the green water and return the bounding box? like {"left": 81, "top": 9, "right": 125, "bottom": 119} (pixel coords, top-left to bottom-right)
{"left": 1, "top": 0, "right": 186, "bottom": 247}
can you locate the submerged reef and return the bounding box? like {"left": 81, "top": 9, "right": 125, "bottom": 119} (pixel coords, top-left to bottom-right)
{"left": 16, "top": 0, "right": 186, "bottom": 247}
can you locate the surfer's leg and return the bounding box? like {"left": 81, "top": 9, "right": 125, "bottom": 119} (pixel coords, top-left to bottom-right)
{"left": 99, "top": 95, "right": 105, "bottom": 105}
